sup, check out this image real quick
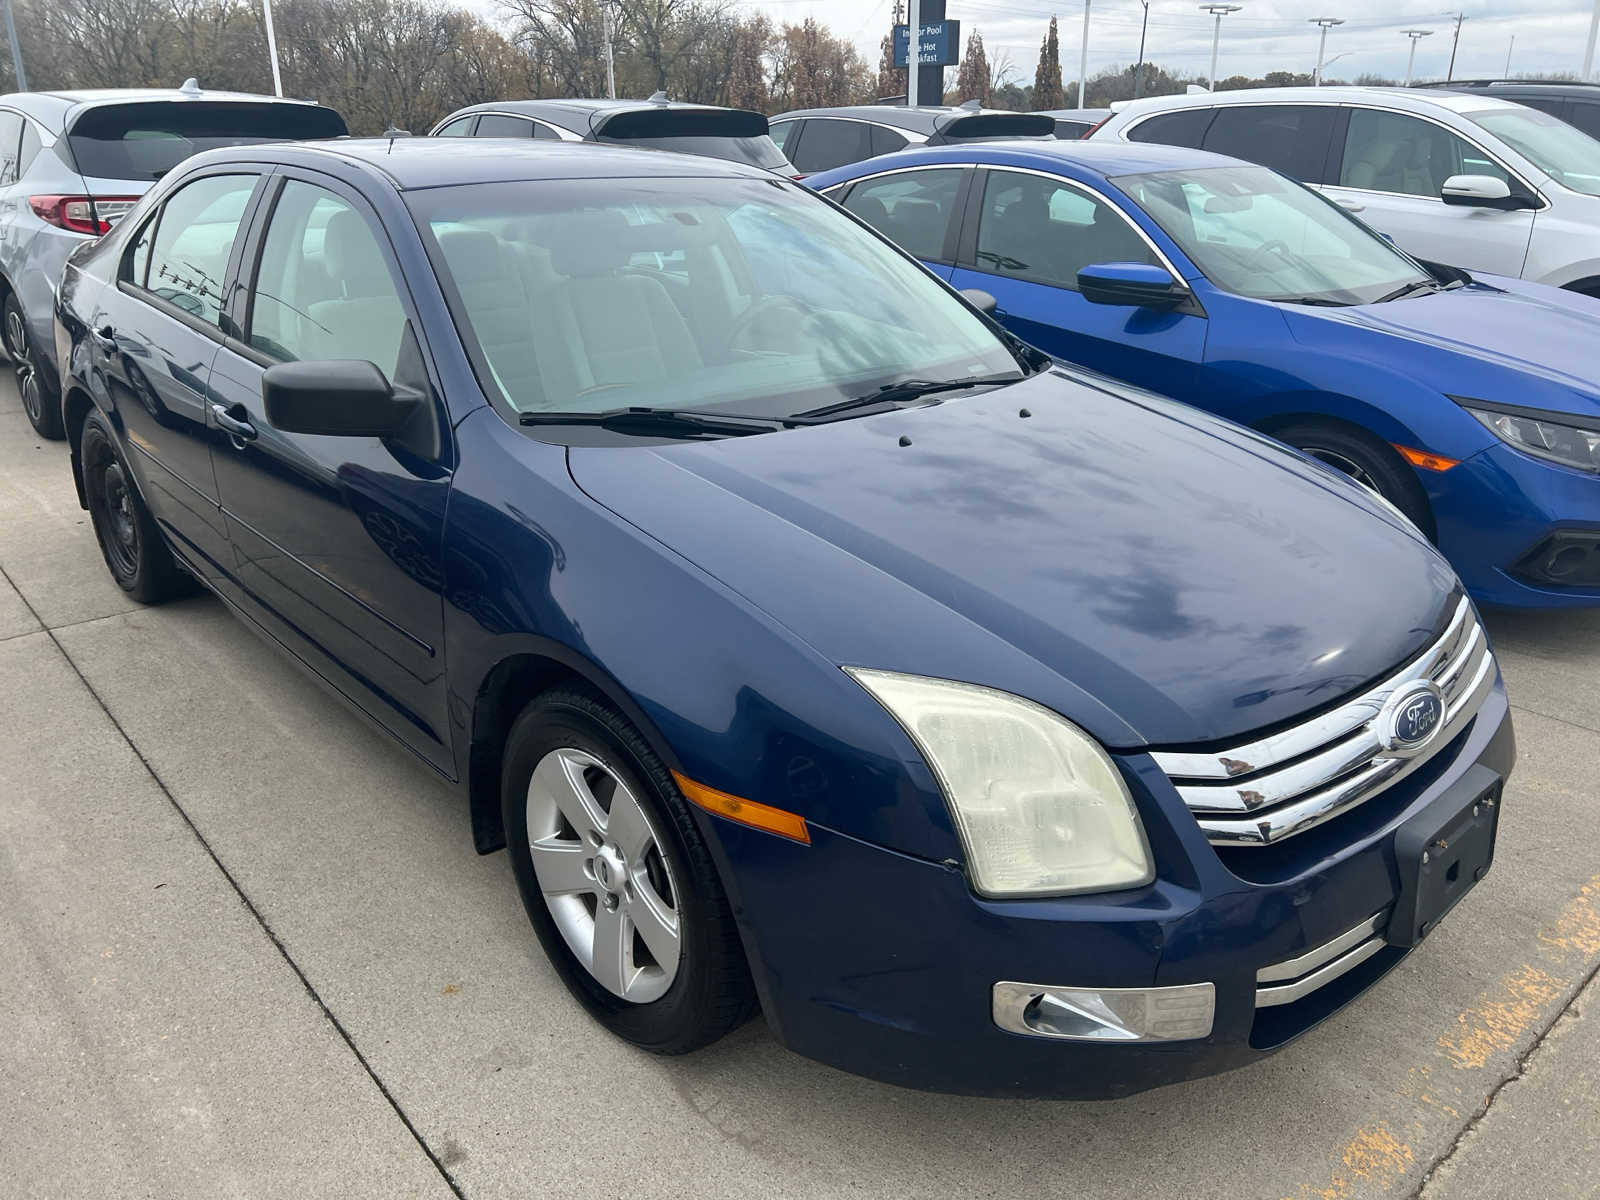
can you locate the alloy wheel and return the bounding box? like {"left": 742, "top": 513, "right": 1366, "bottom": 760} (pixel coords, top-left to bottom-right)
{"left": 524, "top": 747, "right": 682, "bottom": 1003}
{"left": 5, "top": 307, "right": 41, "bottom": 426}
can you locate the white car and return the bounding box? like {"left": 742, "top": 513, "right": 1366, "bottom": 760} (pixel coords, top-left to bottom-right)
{"left": 1091, "top": 86, "right": 1600, "bottom": 295}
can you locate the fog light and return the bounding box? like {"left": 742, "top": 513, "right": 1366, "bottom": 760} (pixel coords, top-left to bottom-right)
{"left": 992, "top": 980, "right": 1215, "bottom": 1042}
{"left": 1512, "top": 531, "right": 1600, "bottom": 588}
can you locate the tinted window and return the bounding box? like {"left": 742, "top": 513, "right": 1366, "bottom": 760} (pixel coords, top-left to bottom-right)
{"left": 789, "top": 119, "right": 873, "bottom": 173}
{"left": 769, "top": 119, "right": 798, "bottom": 152}
{"left": 601, "top": 134, "right": 791, "bottom": 170}
{"left": 142, "top": 174, "right": 258, "bottom": 326}
{"left": 475, "top": 114, "right": 535, "bottom": 137}
{"left": 66, "top": 101, "right": 346, "bottom": 181}
{"left": 435, "top": 116, "right": 474, "bottom": 137}
{"left": 871, "top": 125, "right": 909, "bottom": 156}
{"left": 1340, "top": 108, "right": 1508, "bottom": 197}
{"left": 1128, "top": 108, "right": 1213, "bottom": 149}
{"left": 1568, "top": 102, "right": 1600, "bottom": 141}
{"left": 531, "top": 121, "right": 562, "bottom": 141}
{"left": 1053, "top": 120, "right": 1092, "bottom": 139}
{"left": 1517, "top": 97, "right": 1567, "bottom": 118}
{"left": 17, "top": 120, "right": 40, "bottom": 176}
{"left": 842, "top": 169, "right": 963, "bottom": 261}
{"left": 249, "top": 180, "right": 405, "bottom": 377}
{"left": 975, "top": 169, "right": 1157, "bottom": 290}
{"left": 0, "top": 111, "right": 20, "bottom": 185}
{"left": 1202, "top": 105, "right": 1335, "bottom": 181}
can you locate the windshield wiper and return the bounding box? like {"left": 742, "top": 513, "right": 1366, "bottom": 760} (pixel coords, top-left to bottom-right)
{"left": 519, "top": 406, "right": 784, "bottom": 439}
{"left": 1376, "top": 280, "right": 1442, "bottom": 304}
{"left": 790, "top": 374, "right": 1023, "bottom": 423}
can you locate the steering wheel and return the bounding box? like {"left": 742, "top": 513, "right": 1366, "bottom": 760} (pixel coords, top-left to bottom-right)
{"left": 727, "top": 295, "right": 812, "bottom": 353}
{"left": 1244, "top": 239, "right": 1295, "bottom": 272}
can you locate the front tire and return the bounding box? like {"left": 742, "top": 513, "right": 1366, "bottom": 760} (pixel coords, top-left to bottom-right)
{"left": 4, "top": 293, "right": 62, "bottom": 439}
{"left": 1273, "top": 420, "right": 1434, "bottom": 538}
{"left": 80, "top": 411, "right": 192, "bottom": 603}
{"left": 501, "top": 686, "right": 756, "bottom": 1053}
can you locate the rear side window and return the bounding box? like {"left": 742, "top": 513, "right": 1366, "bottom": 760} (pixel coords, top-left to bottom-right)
{"left": 0, "top": 111, "right": 21, "bottom": 185}
{"left": 871, "top": 125, "right": 908, "bottom": 156}
{"left": 768, "top": 119, "right": 798, "bottom": 152}
{"left": 1202, "top": 105, "right": 1336, "bottom": 182}
{"left": 842, "top": 169, "right": 963, "bottom": 262}
{"left": 1128, "top": 108, "right": 1213, "bottom": 149}
{"left": 789, "top": 119, "right": 873, "bottom": 174}
{"left": 435, "top": 116, "right": 474, "bottom": 137}
{"left": 1567, "top": 102, "right": 1600, "bottom": 141}
{"left": 475, "top": 114, "right": 535, "bottom": 137}
{"left": 139, "top": 174, "right": 258, "bottom": 327}
{"left": 974, "top": 169, "right": 1157, "bottom": 291}
{"left": 67, "top": 101, "right": 347, "bottom": 181}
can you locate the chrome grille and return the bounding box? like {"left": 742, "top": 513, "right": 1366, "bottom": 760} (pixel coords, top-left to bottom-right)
{"left": 1255, "top": 911, "right": 1388, "bottom": 1008}
{"left": 1151, "top": 596, "right": 1496, "bottom": 847}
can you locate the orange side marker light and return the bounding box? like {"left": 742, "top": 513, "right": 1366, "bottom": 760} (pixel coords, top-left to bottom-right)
{"left": 672, "top": 771, "right": 811, "bottom": 844}
{"left": 1395, "top": 444, "right": 1460, "bottom": 472}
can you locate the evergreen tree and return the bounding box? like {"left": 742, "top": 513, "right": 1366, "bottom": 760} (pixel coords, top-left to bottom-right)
{"left": 954, "top": 30, "right": 991, "bottom": 105}
{"left": 1033, "top": 16, "right": 1065, "bottom": 109}
{"left": 875, "top": 0, "right": 907, "bottom": 99}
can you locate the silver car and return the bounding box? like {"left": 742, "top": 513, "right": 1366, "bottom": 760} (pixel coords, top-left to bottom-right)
{"left": 0, "top": 81, "right": 344, "bottom": 437}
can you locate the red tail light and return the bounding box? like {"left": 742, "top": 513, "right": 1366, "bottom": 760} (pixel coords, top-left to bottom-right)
{"left": 29, "top": 195, "right": 140, "bottom": 236}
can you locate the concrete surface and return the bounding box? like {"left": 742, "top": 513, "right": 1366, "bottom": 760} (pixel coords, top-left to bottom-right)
{"left": 2, "top": 378, "right": 1598, "bottom": 1199}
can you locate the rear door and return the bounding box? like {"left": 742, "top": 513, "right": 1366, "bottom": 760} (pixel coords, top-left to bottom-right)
{"left": 948, "top": 167, "right": 1208, "bottom": 396}
{"left": 205, "top": 169, "right": 454, "bottom": 770}
{"left": 87, "top": 168, "right": 264, "bottom": 580}
{"left": 1322, "top": 106, "right": 1535, "bottom": 275}
{"left": 1199, "top": 104, "right": 1339, "bottom": 184}
{"left": 834, "top": 166, "right": 968, "bottom": 282}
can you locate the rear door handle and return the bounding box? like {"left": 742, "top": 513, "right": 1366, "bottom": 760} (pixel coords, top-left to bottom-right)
{"left": 211, "top": 402, "right": 257, "bottom": 444}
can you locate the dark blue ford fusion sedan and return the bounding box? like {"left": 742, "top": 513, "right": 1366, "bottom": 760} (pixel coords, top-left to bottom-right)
{"left": 810, "top": 140, "right": 1600, "bottom": 609}
{"left": 55, "top": 137, "right": 1512, "bottom": 1097}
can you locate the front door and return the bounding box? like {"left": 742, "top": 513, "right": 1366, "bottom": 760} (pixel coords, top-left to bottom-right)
{"left": 950, "top": 168, "right": 1209, "bottom": 398}
{"left": 88, "top": 170, "right": 264, "bottom": 579}
{"left": 206, "top": 171, "right": 454, "bottom": 771}
{"left": 835, "top": 165, "right": 967, "bottom": 282}
{"left": 1322, "top": 107, "right": 1535, "bottom": 277}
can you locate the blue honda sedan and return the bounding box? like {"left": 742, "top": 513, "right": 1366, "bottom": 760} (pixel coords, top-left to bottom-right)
{"left": 810, "top": 141, "right": 1600, "bottom": 608}
{"left": 55, "top": 138, "right": 1511, "bottom": 1097}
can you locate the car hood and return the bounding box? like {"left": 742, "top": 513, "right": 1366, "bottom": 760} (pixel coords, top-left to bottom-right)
{"left": 567, "top": 368, "right": 1460, "bottom": 749}
{"left": 1283, "top": 279, "right": 1600, "bottom": 417}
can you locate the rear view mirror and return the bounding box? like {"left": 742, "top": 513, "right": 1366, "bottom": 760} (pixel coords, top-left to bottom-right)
{"left": 262, "top": 360, "right": 419, "bottom": 438}
{"left": 960, "top": 288, "right": 999, "bottom": 315}
{"left": 1440, "top": 174, "right": 1527, "bottom": 209}
{"left": 1078, "top": 262, "right": 1186, "bottom": 309}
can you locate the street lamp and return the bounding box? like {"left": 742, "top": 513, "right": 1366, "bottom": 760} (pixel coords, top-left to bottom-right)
{"left": 1585, "top": 0, "right": 1599, "bottom": 80}
{"left": 1200, "top": 4, "right": 1243, "bottom": 92}
{"left": 1403, "top": 29, "right": 1433, "bottom": 86}
{"left": 1134, "top": 0, "right": 1151, "bottom": 100}
{"left": 1310, "top": 17, "right": 1344, "bottom": 86}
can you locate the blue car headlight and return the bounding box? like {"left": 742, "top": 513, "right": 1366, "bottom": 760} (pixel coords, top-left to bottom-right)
{"left": 846, "top": 669, "right": 1154, "bottom": 898}
{"left": 1462, "top": 402, "right": 1600, "bottom": 474}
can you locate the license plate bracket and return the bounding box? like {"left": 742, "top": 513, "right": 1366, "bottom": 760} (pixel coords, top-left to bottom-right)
{"left": 1388, "top": 763, "right": 1502, "bottom": 949}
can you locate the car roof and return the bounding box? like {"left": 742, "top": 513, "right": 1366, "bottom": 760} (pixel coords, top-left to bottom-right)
{"left": 1417, "top": 80, "right": 1600, "bottom": 97}
{"left": 770, "top": 105, "right": 1028, "bottom": 133}
{"left": 0, "top": 86, "right": 332, "bottom": 131}
{"left": 820, "top": 138, "right": 1244, "bottom": 180}
{"left": 1111, "top": 85, "right": 1534, "bottom": 119}
{"left": 442, "top": 97, "right": 743, "bottom": 132}
{"left": 182, "top": 136, "right": 774, "bottom": 190}
{"left": 1035, "top": 108, "right": 1113, "bottom": 120}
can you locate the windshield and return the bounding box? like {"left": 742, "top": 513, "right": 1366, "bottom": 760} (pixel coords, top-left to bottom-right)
{"left": 1115, "top": 165, "right": 1432, "bottom": 305}
{"left": 599, "top": 133, "right": 794, "bottom": 172}
{"left": 67, "top": 101, "right": 347, "bottom": 181}
{"left": 410, "top": 176, "right": 1019, "bottom": 424}
{"left": 1466, "top": 107, "right": 1600, "bottom": 197}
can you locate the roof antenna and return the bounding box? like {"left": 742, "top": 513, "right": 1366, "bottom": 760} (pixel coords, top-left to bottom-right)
{"left": 178, "top": 77, "right": 202, "bottom": 97}
{"left": 382, "top": 126, "right": 411, "bottom": 151}
{"left": 958, "top": 98, "right": 982, "bottom": 110}
{"left": 647, "top": 90, "right": 670, "bottom": 104}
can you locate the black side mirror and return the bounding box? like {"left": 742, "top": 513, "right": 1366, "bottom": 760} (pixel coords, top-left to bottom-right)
{"left": 1077, "top": 262, "right": 1187, "bottom": 309}
{"left": 262, "top": 360, "right": 419, "bottom": 438}
{"left": 960, "top": 287, "right": 999, "bottom": 316}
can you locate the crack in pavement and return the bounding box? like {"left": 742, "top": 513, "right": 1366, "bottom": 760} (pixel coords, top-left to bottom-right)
{"left": 0, "top": 562, "right": 467, "bottom": 1200}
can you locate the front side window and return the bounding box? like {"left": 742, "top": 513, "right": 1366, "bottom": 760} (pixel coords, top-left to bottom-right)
{"left": 1202, "top": 105, "right": 1335, "bottom": 182}
{"left": 249, "top": 180, "right": 406, "bottom": 377}
{"left": 1466, "top": 106, "right": 1600, "bottom": 196}
{"left": 140, "top": 173, "right": 258, "bottom": 326}
{"left": 411, "top": 176, "right": 1020, "bottom": 422}
{"left": 789, "top": 119, "right": 872, "bottom": 174}
{"left": 1119, "top": 164, "right": 1431, "bottom": 305}
{"left": 1339, "top": 108, "right": 1509, "bottom": 198}
{"left": 974, "top": 170, "right": 1157, "bottom": 291}
{"left": 842, "top": 169, "right": 963, "bottom": 262}
{"left": 475, "top": 114, "right": 535, "bottom": 138}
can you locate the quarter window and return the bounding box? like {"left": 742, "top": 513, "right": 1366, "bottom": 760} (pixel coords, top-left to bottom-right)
{"left": 141, "top": 174, "right": 258, "bottom": 327}
{"left": 842, "top": 169, "right": 963, "bottom": 262}
{"left": 1567, "top": 102, "right": 1600, "bottom": 141}
{"left": 0, "top": 111, "right": 21, "bottom": 185}
{"left": 435, "top": 116, "right": 474, "bottom": 137}
{"left": 475, "top": 114, "right": 536, "bottom": 138}
{"left": 249, "top": 180, "right": 406, "bottom": 377}
{"left": 1201, "top": 105, "right": 1336, "bottom": 182}
{"left": 17, "top": 120, "right": 40, "bottom": 176}
{"left": 870, "top": 125, "right": 909, "bottom": 156}
{"left": 1339, "top": 109, "right": 1509, "bottom": 198}
{"left": 789, "top": 119, "right": 873, "bottom": 174}
{"left": 974, "top": 170, "right": 1157, "bottom": 291}
{"left": 768, "top": 119, "right": 797, "bottom": 152}
{"left": 1128, "top": 108, "right": 1213, "bottom": 149}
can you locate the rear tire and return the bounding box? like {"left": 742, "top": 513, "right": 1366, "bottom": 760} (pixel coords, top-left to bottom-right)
{"left": 1273, "top": 420, "right": 1434, "bottom": 538}
{"left": 4, "top": 293, "right": 62, "bottom": 439}
{"left": 80, "top": 411, "right": 192, "bottom": 603}
{"left": 501, "top": 686, "right": 756, "bottom": 1054}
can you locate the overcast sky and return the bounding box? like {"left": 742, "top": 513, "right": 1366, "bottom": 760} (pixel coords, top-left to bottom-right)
{"left": 740, "top": 1, "right": 1599, "bottom": 86}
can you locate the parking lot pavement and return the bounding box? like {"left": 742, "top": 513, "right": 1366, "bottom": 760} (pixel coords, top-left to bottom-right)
{"left": 2, "top": 381, "right": 1597, "bottom": 1199}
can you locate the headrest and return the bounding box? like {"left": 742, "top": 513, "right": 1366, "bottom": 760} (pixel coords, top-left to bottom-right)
{"left": 547, "top": 209, "right": 633, "bottom": 277}
{"left": 437, "top": 227, "right": 509, "bottom": 290}
{"left": 324, "top": 209, "right": 392, "bottom": 297}
{"left": 852, "top": 196, "right": 890, "bottom": 226}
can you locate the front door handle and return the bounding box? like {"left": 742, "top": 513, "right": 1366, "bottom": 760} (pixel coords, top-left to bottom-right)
{"left": 211, "top": 402, "right": 257, "bottom": 445}
{"left": 93, "top": 323, "right": 117, "bottom": 349}
{"left": 1334, "top": 197, "right": 1366, "bottom": 213}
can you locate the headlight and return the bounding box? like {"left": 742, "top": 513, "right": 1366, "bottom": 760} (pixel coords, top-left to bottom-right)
{"left": 1463, "top": 403, "right": 1600, "bottom": 473}
{"left": 846, "top": 669, "right": 1154, "bottom": 898}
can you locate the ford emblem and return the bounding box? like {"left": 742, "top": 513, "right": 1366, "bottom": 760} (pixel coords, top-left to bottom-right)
{"left": 1378, "top": 680, "right": 1445, "bottom": 756}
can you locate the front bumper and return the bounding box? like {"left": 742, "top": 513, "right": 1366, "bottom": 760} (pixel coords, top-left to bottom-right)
{"left": 706, "top": 679, "right": 1514, "bottom": 1098}
{"left": 1432, "top": 442, "right": 1600, "bottom": 608}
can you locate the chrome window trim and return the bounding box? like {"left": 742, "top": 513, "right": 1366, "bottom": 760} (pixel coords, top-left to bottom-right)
{"left": 469, "top": 111, "right": 584, "bottom": 142}
{"left": 968, "top": 163, "right": 1193, "bottom": 289}
{"left": 787, "top": 114, "right": 930, "bottom": 145}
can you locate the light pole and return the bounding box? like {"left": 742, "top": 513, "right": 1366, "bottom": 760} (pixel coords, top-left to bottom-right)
{"left": 1584, "top": 0, "right": 1598, "bottom": 80}
{"left": 1310, "top": 17, "right": 1344, "bottom": 86}
{"left": 1446, "top": 12, "right": 1465, "bottom": 82}
{"left": 1200, "top": 4, "right": 1242, "bottom": 92}
{"left": 1403, "top": 29, "right": 1432, "bottom": 86}
{"left": 1078, "top": 0, "right": 1091, "bottom": 110}
{"left": 1133, "top": 0, "right": 1150, "bottom": 100}
{"left": 603, "top": 0, "right": 618, "bottom": 99}
{"left": 262, "top": 0, "right": 282, "bottom": 97}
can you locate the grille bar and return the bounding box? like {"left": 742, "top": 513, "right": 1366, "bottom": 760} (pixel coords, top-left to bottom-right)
{"left": 1255, "top": 912, "right": 1389, "bottom": 1008}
